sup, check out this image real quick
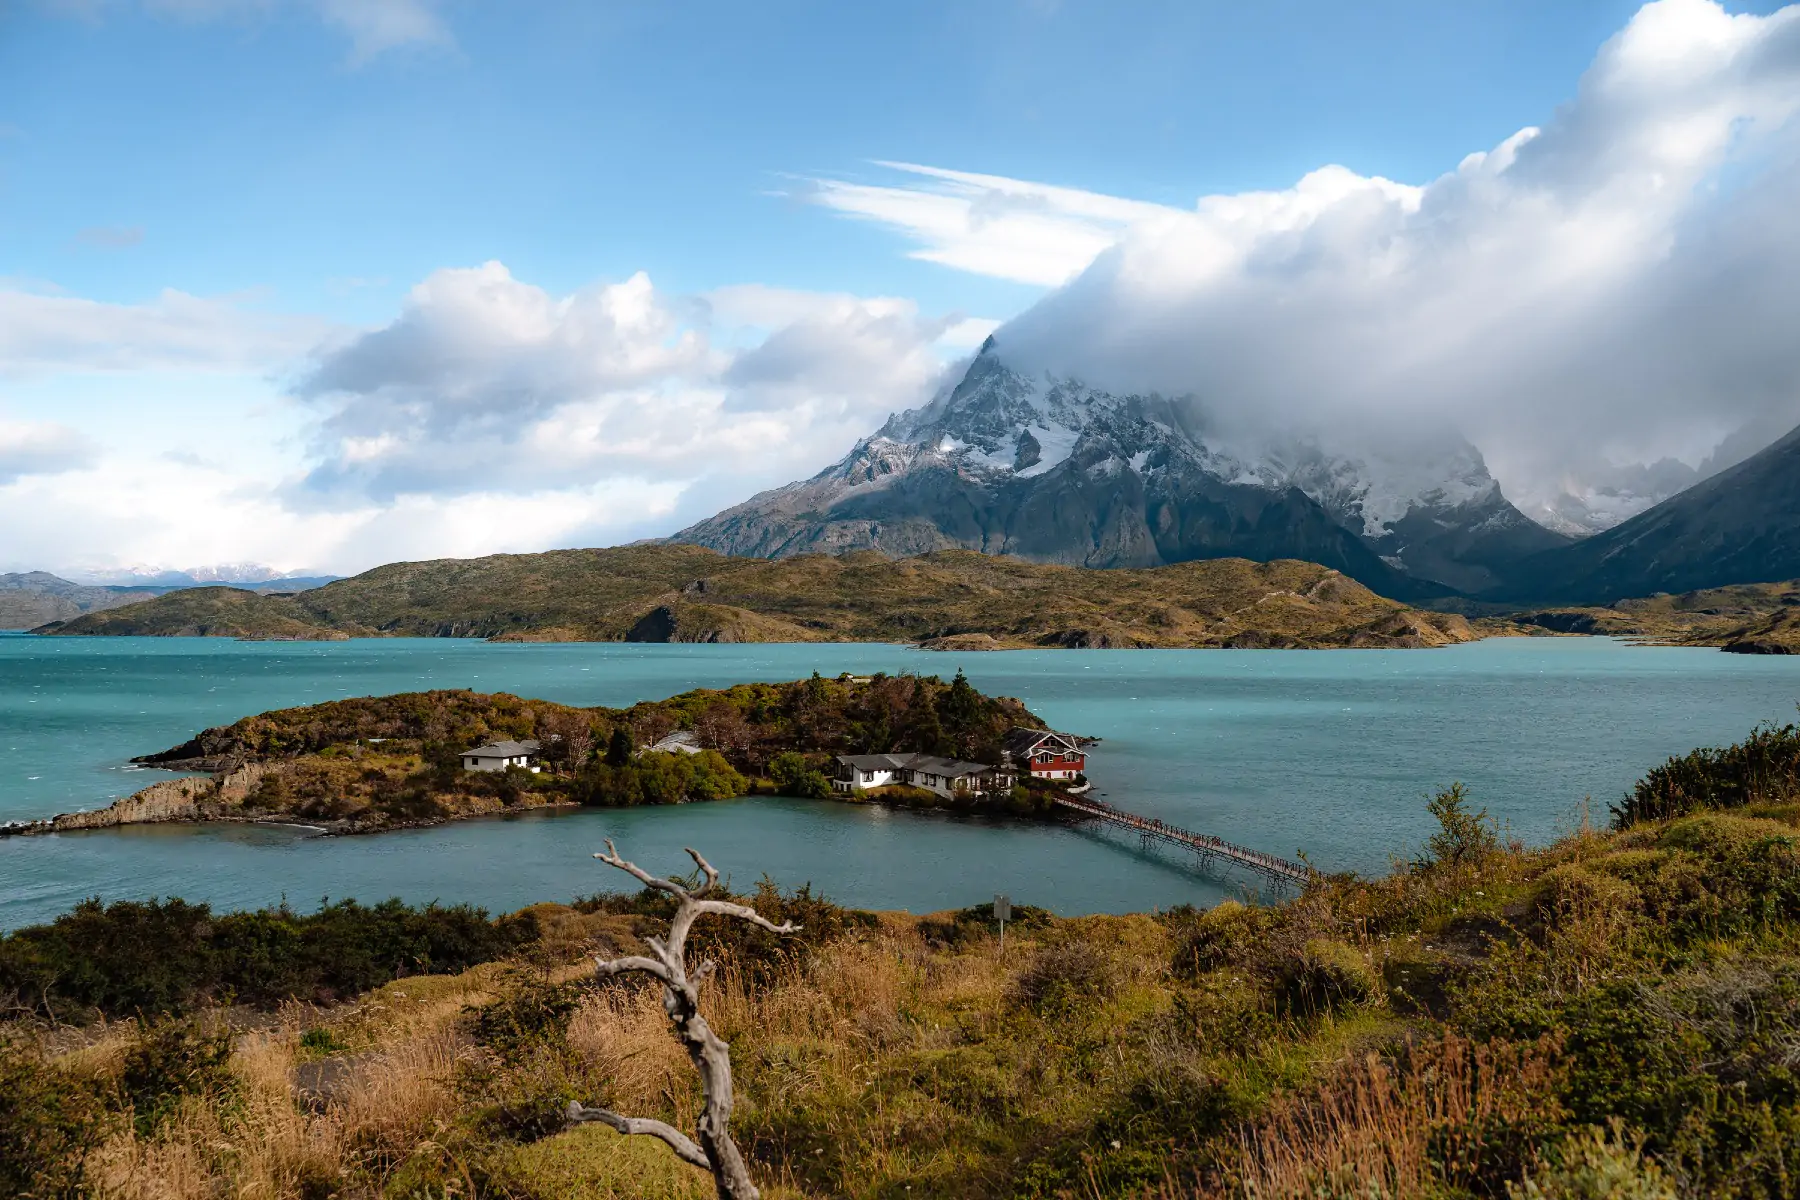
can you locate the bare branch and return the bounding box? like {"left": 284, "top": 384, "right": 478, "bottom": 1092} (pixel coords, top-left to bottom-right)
{"left": 565, "top": 1103, "right": 711, "bottom": 1169}
{"left": 685, "top": 846, "right": 721, "bottom": 893}
{"left": 594, "top": 954, "right": 673, "bottom": 983}
{"left": 573, "top": 844, "right": 799, "bottom": 1200}
{"left": 688, "top": 898, "right": 800, "bottom": 936}
{"left": 594, "top": 840, "right": 689, "bottom": 898}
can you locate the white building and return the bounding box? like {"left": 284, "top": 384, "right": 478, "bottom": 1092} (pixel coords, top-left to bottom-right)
{"left": 461, "top": 739, "right": 541, "bottom": 773}
{"left": 832, "top": 753, "right": 1014, "bottom": 800}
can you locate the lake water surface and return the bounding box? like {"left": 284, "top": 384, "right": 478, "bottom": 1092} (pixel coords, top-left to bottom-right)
{"left": 3, "top": 634, "right": 1798, "bottom": 929}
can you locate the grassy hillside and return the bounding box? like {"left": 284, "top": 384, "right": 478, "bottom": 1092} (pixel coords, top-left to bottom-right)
{"left": 29, "top": 585, "right": 352, "bottom": 639}
{"left": 9, "top": 720, "right": 1800, "bottom": 1197}
{"left": 36, "top": 544, "right": 1478, "bottom": 649}
{"left": 1504, "top": 579, "right": 1800, "bottom": 653}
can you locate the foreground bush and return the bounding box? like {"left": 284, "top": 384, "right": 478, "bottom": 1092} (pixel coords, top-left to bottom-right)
{"left": 1615, "top": 720, "right": 1800, "bottom": 826}
{"left": 0, "top": 1037, "right": 105, "bottom": 1200}
{"left": 0, "top": 895, "right": 534, "bottom": 1019}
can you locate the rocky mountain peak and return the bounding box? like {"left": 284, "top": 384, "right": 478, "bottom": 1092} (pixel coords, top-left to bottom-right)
{"left": 677, "top": 347, "right": 1571, "bottom": 595}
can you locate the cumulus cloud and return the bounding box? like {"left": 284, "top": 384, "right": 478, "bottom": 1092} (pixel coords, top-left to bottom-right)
{"left": 292, "top": 263, "right": 974, "bottom": 507}
{"left": 0, "top": 285, "right": 330, "bottom": 374}
{"left": 817, "top": 1, "right": 1800, "bottom": 523}
{"left": 0, "top": 420, "right": 96, "bottom": 484}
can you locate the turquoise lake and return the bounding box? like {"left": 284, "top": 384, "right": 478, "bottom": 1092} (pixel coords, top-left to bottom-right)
{"left": 3, "top": 633, "right": 1798, "bottom": 930}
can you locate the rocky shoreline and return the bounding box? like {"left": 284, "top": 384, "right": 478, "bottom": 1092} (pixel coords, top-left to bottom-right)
{"left": 0, "top": 763, "right": 580, "bottom": 839}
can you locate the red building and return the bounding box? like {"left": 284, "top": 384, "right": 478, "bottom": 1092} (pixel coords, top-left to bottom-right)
{"left": 1002, "top": 727, "right": 1086, "bottom": 781}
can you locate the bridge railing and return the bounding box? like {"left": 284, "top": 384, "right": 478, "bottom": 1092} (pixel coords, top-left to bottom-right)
{"left": 1055, "top": 795, "right": 1310, "bottom": 883}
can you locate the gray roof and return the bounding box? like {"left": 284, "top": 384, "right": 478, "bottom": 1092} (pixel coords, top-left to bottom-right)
{"left": 463, "top": 739, "right": 541, "bottom": 758}
{"left": 649, "top": 731, "right": 705, "bottom": 755}
{"left": 1003, "top": 727, "right": 1079, "bottom": 757}
{"left": 835, "top": 752, "right": 1004, "bottom": 777}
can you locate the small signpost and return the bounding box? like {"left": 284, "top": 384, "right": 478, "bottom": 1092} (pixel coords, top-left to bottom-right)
{"left": 994, "top": 893, "right": 1011, "bottom": 956}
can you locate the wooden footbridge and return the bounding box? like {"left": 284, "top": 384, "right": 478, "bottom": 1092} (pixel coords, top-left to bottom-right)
{"left": 1055, "top": 794, "right": 1312, "bottom": 890}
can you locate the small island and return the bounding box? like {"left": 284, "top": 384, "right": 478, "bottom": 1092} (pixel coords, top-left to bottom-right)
{"left": 5, "top": 673, "right": 1093, "bottom": 837}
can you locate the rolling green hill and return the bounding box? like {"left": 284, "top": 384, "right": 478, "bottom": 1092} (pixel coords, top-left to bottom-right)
{"left": 35, "top": 544, "right": 1479, "bottom": 649}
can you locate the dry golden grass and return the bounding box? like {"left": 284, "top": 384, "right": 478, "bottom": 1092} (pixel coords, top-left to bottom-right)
{"left": 1210, "top": 1033, "right": 1566, "bottom": 1200}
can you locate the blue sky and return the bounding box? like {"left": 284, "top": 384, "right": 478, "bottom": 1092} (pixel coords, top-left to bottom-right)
{"left": 1, "top": 0, "right": 1797, "bottom": 577}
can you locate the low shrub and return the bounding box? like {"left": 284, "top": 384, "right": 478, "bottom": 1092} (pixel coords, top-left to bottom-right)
{"left": 1614, "top": 721, "right": 1800, "bottom": 828}
{"left": 1168, "top": 898, "right": 1279, "bottom": 977}
{"left": 1269, "top": 938, "right": 1377, "bottom": 1019}
{"left": 1013, "top": 938, "right": 1114, "bottom": 1013}
{"left": 1423, "top": 782, "right": 1500, "bottom": 869}
{"left": 1509, "top": 1120, "right": 1678, "bottom": 1200}
{"left": 118, "top": 1020, "right": 234, "bottom": 1137}
{"left": 467, "top": 976, "right": 585, "bottom": 1063}
{"left": 0, "top": 1037, "right": 107, "bottom": 1200}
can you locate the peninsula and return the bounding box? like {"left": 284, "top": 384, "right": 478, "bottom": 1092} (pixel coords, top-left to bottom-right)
{"left": 4, "top": 674, "right": 1074, "bottom": 837}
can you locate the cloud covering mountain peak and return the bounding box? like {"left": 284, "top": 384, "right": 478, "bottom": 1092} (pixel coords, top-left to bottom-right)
{"left": 817, "top": 0, "right": 1800, "bottom": 524}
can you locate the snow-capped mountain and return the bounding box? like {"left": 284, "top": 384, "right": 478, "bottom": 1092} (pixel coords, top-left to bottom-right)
{"left": 677, "top": 342, "right": 1570, "bottom": 596}
{"left": 1524, "top": 459, "right": 1704, "bottom": 537}
{"left": 80, "top": 563, "right": 305, "bottom": 586}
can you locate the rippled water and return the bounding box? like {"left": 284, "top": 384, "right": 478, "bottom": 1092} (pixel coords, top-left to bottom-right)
{"left": 3, "top": 633, "right": 1797, "bottom": 929}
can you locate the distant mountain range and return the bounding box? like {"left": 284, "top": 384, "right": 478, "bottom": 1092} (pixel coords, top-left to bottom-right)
{"left": 675, "top": 340, "right": 1800, "bottom": 607}
{"left": 0, "top": 571, "right": 339, "bottom": 630}
{"left": 676, "top": 343, "right": 1570, "bottom": 599}
{"left": 1498, "top": 422, "right": 1800, "bottom": 604}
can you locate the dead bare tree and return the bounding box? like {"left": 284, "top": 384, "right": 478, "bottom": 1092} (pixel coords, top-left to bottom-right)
{"left": 566, "top": 841, "right": 798, "bottom": 1200}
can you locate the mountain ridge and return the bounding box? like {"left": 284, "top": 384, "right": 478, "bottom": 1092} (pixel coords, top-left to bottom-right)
{"left": 1495, "top": 422, "right": 1800, "bottom": 604}
{"left": 676, "top": 345, "right": 1568, "bottom": 597}
{"left": 35, "top": 545, "right": 1480, "bottom": 650}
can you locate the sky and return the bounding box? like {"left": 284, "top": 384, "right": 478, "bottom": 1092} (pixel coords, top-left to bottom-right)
{"left": 1, "top": 0, "right": 1796, "bottom": 578}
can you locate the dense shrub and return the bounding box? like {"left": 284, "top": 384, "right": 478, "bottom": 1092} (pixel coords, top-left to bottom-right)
{"left": 1614, "top": 721, "right": 1800, "bottom": 827}
{"left": 0, "top": 1037, "right": 106, "bottom": 1200}
{"left": 572, "top": 749, "right": 747, "bottom": 806}
{"left": 769, "top": 751, "right": 832, "bottom": 799}
{"left": 0, "top": 896, "right": 535, "bottom": 1020}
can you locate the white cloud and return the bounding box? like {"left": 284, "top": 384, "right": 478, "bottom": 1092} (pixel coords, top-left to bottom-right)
{"left": 0, "top": 263, "right": 970, "bottom": 575}
{"left": 0, "top": 420, "right": 95, "bottom": 484}
{"left": 311, "top": 0, "right": 449, "bottom": 63}
{"left": 0, "top": 285, "right": 330, "bottom": 375}
{"left": 851, "top": 0, "right": 1800, "bottom": 521}
{"left": 802, "top": 161, "right": 1178, "bottom": 286}
{"left": 291, "top": 263, "right": 962, "bottom": 518}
